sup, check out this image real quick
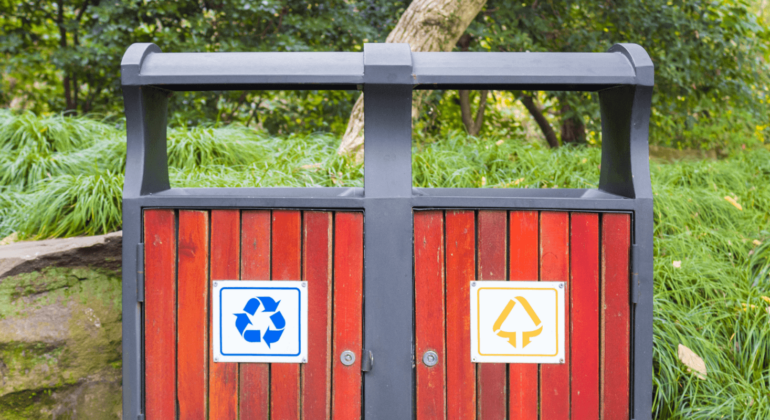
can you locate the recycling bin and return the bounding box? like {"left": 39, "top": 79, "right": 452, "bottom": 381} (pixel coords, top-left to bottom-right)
{"left": 122, "top": 42, "right": 653, "bottom": 420}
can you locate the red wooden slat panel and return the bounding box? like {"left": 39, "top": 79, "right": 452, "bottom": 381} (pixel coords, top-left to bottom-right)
{"left": 508, "top": 211, "right": 539, "bottom": 420}
{"left": 445, "top": 210, "right": 476, "bottom": 420}
{"left": 415, "top": 211, "right": 447, "bottom": 419}
{"left": 332, "top": 212, "right": 364, "bottom": 420}
{"left": 571, "top": 213, "right": 600, "bottom": 420}
{"left": 240, "top": 210, "right": 271, "bottom": 420}
{"left": 178, "top": 210, "right": 209, "bottom": 420}
{"left": 302, "top": 212, "right": 333, "bottom": 420}
{"left": 144, "top": 209, "right": 177, "bottom": 420}
{"left": 601, "top": 214, "right": 631, "bottom": 420}
{"left": 477, "top": 211, "right": 507, "bottom": 420}
{"left": 540, "top": 211, "right": 570, "bottom": 420}
{"left": 210, "top": 210, "right": 240, "bottom": 420}
{"left": 271, "top": 210, "right": 302, "bottom": 420}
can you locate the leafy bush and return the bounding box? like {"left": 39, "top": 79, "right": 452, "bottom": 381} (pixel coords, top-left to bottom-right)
{"left": 0, "top": 111, "right": 122, "bottom": 187}
{"left": 413, "top": 130, "right": 600, "bottom": 188}
{"left": 14, "top": 172, "right": 124, "bottom": 239}
{"left": 649, "top": 150, "right": 770, "bottom": 418}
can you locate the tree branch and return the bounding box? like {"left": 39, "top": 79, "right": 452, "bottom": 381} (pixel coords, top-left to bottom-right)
{"left": 521, "top": 94, "right": 559, "bottom": 148}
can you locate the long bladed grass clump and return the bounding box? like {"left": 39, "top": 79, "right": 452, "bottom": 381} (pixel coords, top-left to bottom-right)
{"left": 0, "top": 111, "right": 768, "bottom": 418}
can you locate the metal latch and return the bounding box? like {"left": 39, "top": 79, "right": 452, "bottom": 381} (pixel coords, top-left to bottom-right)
{"left": 361, "top": 349, "right": 374, "bottom": 372}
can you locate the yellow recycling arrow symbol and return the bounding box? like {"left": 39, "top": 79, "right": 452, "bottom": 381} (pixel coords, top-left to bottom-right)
{"left": 492, "top": 297, "right": 543, "bottom": 348}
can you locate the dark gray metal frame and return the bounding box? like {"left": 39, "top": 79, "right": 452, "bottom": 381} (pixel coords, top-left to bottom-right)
{"left": 121, "top": 42, "right": 654, "bottom": 420}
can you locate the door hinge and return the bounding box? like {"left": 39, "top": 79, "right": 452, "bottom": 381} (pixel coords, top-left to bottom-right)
{"left": 361, "top": 349, "right": 374, "bottom": 372}
{"left": 631, "top": 244, "right": 640, "bottom": 304}
{"left": 136, "top": 243, "right": 144, "bottom": 303}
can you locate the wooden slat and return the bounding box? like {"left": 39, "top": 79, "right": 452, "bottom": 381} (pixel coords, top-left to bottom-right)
{"left": 445, "top": 210, "right": 476, "bottom": 420}
{"left": 144, "top": 209, "right": 177, "bottom": 419}
{"left": 302, "top": 212, "right": 333, "bottom": 420}
{"left": 601, "top": 214, "right": 631, "bottom": 420}
{"left": 332, "top": 212, "right": 364, "bottom": 420}
{"left": 571, "top": 213, "right": 600, "bottom": 420}
{"left": 539, "top": 211, "right": 570, "bottom": 420}
{"left": 177, "top": 211, "right": 209, "bottom": 420}
{"left": 240, "top": 210, "right": 271, "bottom": 420}
{"left": 508, "top": 211, "right": 539, "bottom": 420}
{"left": 415, "top": 211, "right": 447, "bottom": 419}
{"left": 210, "top": 210, "right": 240, "bottom": 420}
{"left": 477, "top": 210, "right": 507, "bottom": 420}
{"left": 271, "top": 210, "right": 302, "bottom": 420}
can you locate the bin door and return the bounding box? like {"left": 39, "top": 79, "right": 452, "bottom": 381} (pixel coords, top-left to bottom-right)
{"left": 143, "top": 209, "right": 363, "bottom": 420}
{"left": 414, "top": 210, "right": 631, "bottom": 420}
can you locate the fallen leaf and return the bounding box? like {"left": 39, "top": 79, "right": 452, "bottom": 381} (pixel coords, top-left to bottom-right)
{"left": 481, "top": 176, "right": 487, "bottom": 186}
{"left": 673, "top": 261, "right": 682, "bottom": 268}
{"left": 495, "top": 140, "right": 504, "bottom": 146}
{"left": 762, "top": 296, "right": 770, "bottom": 304}
{"left": 678, "top": 344, "right": 707, "bottom": 380}
{"left": 724, "top": 196, "right": 743, "bottom": 211}
{"left": 754, "top": 240, "right": 763, "bottom": 246}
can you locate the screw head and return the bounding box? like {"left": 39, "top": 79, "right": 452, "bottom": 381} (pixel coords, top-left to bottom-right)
{"left": 559, "top": 358, "right": 564, "bottom": 363}
{"left": 340, "top": 350, "right": 356, "bottom": 366}
{"left": 559, "top": 283, "right": 563, "bottom": 289}
{"left": 302, "top": 282, "right": 306, "bottom": 288}
{"left": 302, "top": 358, "right": 307, "bottom": 363}
{"left": 214, "top": 357, "right": 219, "bottom": 362}
{"left": 213, "top": 281, "right": 219, "bottom": 288}
{"left": 471, "top": 281, "right": 477, "bottom": 287}
{"left": 423, "top": 350, "right": 439, "bottom": 367}
{"left": 472, "top": 357, "right": 477, "bottom": 362}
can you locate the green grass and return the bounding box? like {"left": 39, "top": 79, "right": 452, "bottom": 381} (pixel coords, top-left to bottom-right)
{"left": 0, "top": 111, "right": 768, "bottom": 418}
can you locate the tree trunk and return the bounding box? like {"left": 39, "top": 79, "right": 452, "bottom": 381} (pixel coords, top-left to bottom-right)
{"left": 520, "top": 95, "right": 559, "bottom": 149}
{"left": 457, "top": 33, "right": 488, "bottom": 136}
{"left": 559, "top": 103, "right": 586, "bottom": 144}
{"left": 337, "top": 0, "right": 487, "bottom": 158}
{"left": 459, "top": 90, "right": 489, "bottom": 136}
{"left": 57, "top": 0, "right": 75, "bottom": 112}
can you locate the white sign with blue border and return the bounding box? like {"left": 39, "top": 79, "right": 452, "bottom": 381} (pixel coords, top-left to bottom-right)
{"left": 212, "top": 280, "right": 308, "bottom": 363}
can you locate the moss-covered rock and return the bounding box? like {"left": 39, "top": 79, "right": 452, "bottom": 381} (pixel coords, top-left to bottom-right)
{"left": 0, "top": 267, "right": 121, "bottom": 419}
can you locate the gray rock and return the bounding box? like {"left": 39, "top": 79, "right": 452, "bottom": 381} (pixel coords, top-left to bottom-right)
{"left": 0, "top": 233, "right": 123, "bottom": 419}
{"left": 0, "top": 231, "right": 122, "bottom": 280}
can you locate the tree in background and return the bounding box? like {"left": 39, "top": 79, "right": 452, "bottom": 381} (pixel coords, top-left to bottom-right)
{"left": 470, "top": 0, "right": 770, "bottom": 149}
{"left": 336, "top": 0, "right": 487, "bottom": 157}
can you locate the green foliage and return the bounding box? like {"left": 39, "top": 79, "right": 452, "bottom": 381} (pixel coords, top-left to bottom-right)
{"left": 413, "top": 130, "right": 599, "bottom": 188}
{"left": 15, "top": 171, "right": 124, "bottom": 239}
{"left": 167, "top": 132, "right": 363, "bottom": 188}
{"left": 650, "top": 150, "right": 770, "bottom": 418}
{"left": 0, "top": 110, "right": 119, "bottom": 188}
{"left": 0, "top": 0, "right": 405, "bottom": 133}
{"left": 468, "top": 0, "right": 770, "bottom": 150}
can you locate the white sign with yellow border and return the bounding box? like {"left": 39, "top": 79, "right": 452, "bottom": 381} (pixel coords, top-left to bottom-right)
{"left": 470, "top": 281, "right": 565, "bottom": 364}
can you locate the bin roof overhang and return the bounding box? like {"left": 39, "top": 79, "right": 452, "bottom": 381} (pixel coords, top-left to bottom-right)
{"left": 120, "top": 43, "right": 653, "bottom": 92}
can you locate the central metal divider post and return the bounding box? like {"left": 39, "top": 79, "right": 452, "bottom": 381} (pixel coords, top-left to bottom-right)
{"left": 362, "top": 43, "right": 415, "bottom": 419}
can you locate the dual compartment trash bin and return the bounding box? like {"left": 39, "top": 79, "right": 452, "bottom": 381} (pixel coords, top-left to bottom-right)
{"left": 122, "top": 42, "right": 654, "bottom": 420}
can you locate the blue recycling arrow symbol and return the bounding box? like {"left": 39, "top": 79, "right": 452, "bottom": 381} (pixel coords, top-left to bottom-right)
{"left": 234, "top": 297, "right": 285, "bottom": 348}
